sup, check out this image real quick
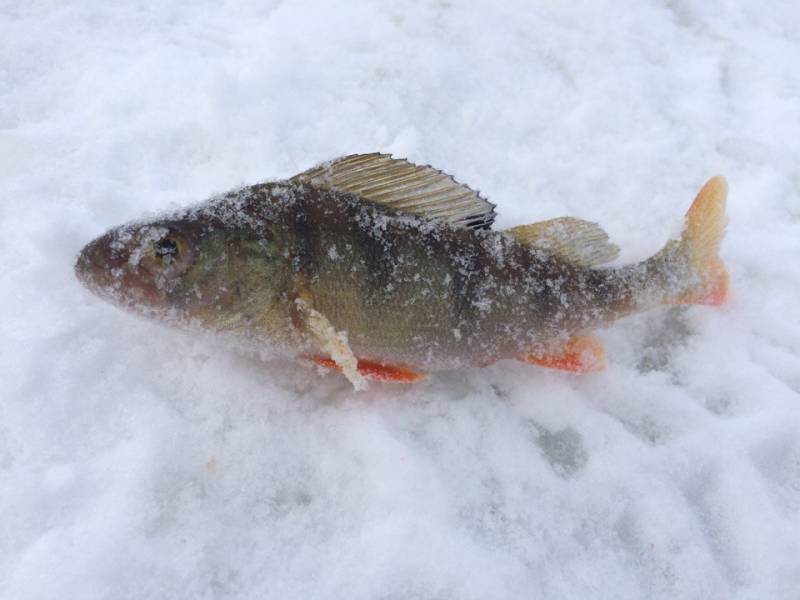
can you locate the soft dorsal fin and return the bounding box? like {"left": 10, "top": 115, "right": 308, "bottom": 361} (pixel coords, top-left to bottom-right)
{"left": 507, "top": 217, "right": 620, "bottom": 267}
{"left": 291, "top": 153, "right": 496, "bottom": 230}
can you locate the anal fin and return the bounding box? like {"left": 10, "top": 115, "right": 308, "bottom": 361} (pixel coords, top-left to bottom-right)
{"left": 521, "top": 335, "right": 606, "bottom": 373}
{"left": 310, "top": 356, "right": 426, "bottom": 383}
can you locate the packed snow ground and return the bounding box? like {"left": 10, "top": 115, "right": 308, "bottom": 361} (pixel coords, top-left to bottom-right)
{"left": 2, "top": 1, "right": 800, "bottom": 598}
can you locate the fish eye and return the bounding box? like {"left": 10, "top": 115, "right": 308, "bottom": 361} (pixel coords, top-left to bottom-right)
{"left": 154, "top": 236, "right": 182, "bottom": 265}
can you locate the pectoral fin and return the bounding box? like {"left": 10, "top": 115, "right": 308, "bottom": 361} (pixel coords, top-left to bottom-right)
{"left": 294, "top": 298, "right": 367, "bottom": 390}
{"left": 520, "top": 335, "right": 606, "bottom": 373}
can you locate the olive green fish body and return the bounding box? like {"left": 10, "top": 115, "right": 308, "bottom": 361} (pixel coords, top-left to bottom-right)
{"left": 75, "top": 154, "right": 729, "bottom": 381}
{"left": 275, "top": 183, "right": 628, "bottom": 369}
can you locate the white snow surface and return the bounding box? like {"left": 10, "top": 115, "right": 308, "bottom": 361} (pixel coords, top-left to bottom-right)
{"left": 2, "top": 2, "right": 800, "bottom": 599}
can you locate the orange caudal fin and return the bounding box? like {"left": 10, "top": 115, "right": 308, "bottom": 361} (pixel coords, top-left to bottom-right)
{"left": 521, "top": 335, "right": 606, "bottom": 373}
{"left": 672, "top": 258, "right": 729, "bottom": 306}
{"left": 309, "top": 356, "right": 426, "bottom": 383}
{"left": 670, "top": 176, "right": 730, "bottom": 306}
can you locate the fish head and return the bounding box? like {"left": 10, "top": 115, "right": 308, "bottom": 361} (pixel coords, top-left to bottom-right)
{"left": 75, "top": 199, "right": 290, "bottom": 330}
{"left": 75, "top": 216, "right": 213, "bottom": 320}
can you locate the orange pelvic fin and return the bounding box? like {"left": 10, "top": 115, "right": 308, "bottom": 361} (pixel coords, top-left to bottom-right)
{"left": 309, "top": 356, "right": 426, "bottom": 383}
{"left": 521, "top": 335, "right": 606, "bottom": 373}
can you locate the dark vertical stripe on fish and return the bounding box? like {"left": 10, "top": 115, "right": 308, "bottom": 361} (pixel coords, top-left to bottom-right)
{"left": 448, "top": 240, "right": 484, "bottom": 332}
{"left": 352, "top": 201, "right": 398, "bottom": 305}
{"left": 291, "top": 198, "right": 313, "bottom": 276}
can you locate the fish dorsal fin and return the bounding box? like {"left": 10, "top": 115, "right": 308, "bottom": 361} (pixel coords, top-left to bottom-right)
{"left": 291, "top": 153, "right": 496, "bottom": 230}
{"left": 507, "top": 217, "right": 620, "bottom": 267}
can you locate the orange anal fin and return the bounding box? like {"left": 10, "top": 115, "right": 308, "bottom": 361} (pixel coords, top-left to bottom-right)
{"left": 521, "top": 335, "right": 606, "bottom": 373}
{"left": 308, "top": 356, "right": 426, "bottom": 383}
{"left": 669, "top": 259, "right": 730, "bottom": 307}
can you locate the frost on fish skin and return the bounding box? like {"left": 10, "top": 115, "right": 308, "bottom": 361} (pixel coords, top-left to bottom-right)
{"left": 75, "top": 175, "right": 727, "bottom": 376}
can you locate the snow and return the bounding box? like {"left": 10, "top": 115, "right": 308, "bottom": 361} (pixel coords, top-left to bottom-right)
{"left": 2, "top": 1, "right": 800, "bottom": 598}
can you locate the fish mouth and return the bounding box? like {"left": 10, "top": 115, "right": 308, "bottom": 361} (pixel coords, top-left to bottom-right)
{"left": 75, "top": 232, "right": 162, "bottom": 307}
{"left": 75, "top": 236, "right": 111, "bottom": 295}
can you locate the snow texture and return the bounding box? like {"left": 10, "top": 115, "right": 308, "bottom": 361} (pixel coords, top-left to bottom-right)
{"left": 2, "top": 1, "right": 800, "bottom": 598}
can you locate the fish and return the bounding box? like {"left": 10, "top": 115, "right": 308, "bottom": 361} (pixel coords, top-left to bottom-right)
{"left": 75, "top": 153, "right": 729, "bottom": 389}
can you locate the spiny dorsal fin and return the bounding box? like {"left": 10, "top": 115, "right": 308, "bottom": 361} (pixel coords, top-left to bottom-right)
{"left": 507, "top": 217, "right": 620, "bottom": 267}
{"left": 291, "top": 153, "right": 496, "bottom": 230}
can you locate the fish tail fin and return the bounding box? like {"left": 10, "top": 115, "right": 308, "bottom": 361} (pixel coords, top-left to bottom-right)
{"left": 662, "top": 176, "right": 730, "bottom": 306}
